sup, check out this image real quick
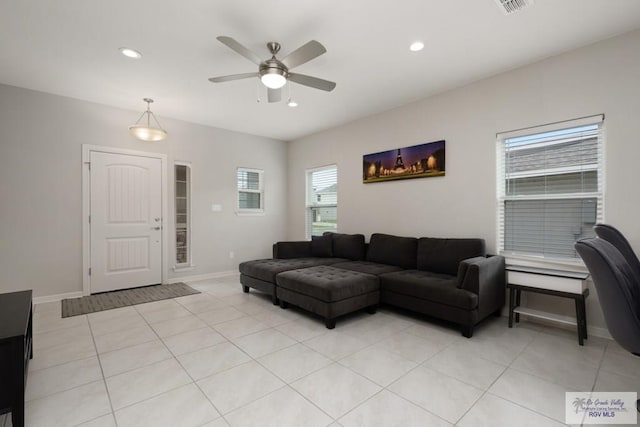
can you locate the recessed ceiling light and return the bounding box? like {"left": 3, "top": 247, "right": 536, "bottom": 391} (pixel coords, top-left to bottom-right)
{"left": 409, "top": 41, "right": 424, "bottom": 52}
{"left": 119, "top": 47, "right": 142, "bottom": 59}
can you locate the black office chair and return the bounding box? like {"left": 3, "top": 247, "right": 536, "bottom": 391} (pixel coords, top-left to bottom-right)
{"left": 594, "top": 224, "right": 640, "bottom": 279}
{"left": 575, "top": 237, "right": 640, "bottom": 412}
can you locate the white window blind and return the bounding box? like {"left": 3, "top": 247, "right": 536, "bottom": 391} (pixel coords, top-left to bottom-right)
{"left": 237, "top": 168, "right": 264, "bottom": 212}
{"left": 496, "top": 116, "right": 604, "bottom": 261}
{"left": 306, "top": 165, "right": 337, "bottom": 239}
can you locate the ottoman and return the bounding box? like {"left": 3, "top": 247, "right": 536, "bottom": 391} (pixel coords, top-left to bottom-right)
{"left": 276, "top": 265, "right": 380, "bottom": 329}
{"left": 239, "top": 257, "right": 348, "bottom": 304}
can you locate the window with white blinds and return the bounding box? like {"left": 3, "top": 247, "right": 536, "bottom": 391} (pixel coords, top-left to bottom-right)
{"left": 496, "top": 116, "right": 604, "bottom": 261}
{"left": 237, "top": 168, "right": 264, "bottom": 212}
{"left": 306, "top": 165, "right": 338, "bottom": 239}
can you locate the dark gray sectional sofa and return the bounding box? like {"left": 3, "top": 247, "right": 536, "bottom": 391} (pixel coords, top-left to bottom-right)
{"left": 238, "top": 232, "right": 505, "bottom": 337}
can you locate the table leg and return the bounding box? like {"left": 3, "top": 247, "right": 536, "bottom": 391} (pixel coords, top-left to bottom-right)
{"left": 575, "top": 298, "right": 584, "bottom": 346}
{"left": 576, "top": 296, "right": 588, "bottom": 340}
{"left": 515, "top": 289, "right": 521, "bottom": 323}
{"left": 508, "top": 287, "right": 515, "bottom": 328}
{"left": 11, "top": 341, "right": 25, "bottom": 427}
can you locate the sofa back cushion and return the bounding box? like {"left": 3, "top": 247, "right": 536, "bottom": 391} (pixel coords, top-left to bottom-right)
{"left": 311, "top": 234, "right": 333, "bottom": 257}
{"left": 325, "top": 232, "right": 366, "bottom": 260}
{"left": 273, "top": 241, "right": 312, "bottom": 259}
{"left": 366, "top": 233, "right": 418, "bottom": 269}
{"left": 417, "top": 238, "right": 486, "bottom": 275}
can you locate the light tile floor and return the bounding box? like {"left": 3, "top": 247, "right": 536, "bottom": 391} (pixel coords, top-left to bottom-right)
{"left": 2, "top": 275, "right": 639, "bottom": 426}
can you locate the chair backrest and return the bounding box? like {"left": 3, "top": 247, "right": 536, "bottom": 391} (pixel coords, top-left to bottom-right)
{"left": 594, "top": 224, "right": 640, "bottom": 279}
{"left": 575, "top": 237, "right": 640, "bottom": 354}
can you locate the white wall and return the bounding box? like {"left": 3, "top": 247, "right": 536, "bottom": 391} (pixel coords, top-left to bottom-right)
{"left": 287, "top": 30, "right": 640, "bottom": 332}
{"left": 0, "top": 84, "right": 288, "bottom": 298}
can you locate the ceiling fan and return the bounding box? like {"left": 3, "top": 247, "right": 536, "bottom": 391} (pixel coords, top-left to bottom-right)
{"left": 208, "top": 36, "right": 336, "bottom": 103}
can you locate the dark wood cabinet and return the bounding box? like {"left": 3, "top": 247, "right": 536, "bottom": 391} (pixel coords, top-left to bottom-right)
{"left": 0, "top": 290, "right": 33, "bottom": 427}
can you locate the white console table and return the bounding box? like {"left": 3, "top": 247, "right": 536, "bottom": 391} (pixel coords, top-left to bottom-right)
{"left": 506, "top": 265, "right": 590, "bottom": 345}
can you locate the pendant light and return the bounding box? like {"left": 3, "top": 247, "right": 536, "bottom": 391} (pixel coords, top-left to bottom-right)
{"left": 129, "top": 98, "right": 167, "bottom": 142}
{"left": 287, "top": 83, "right": 298, "bottom": 107}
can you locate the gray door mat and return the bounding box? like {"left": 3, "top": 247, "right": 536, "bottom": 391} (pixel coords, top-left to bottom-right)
{"left": 61, "top": 282, "right": 200, "bottom": 317}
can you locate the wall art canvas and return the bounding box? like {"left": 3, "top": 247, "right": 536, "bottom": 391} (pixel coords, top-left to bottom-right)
{"left": 363, "top": 140, "right": 445, "bottom": 183}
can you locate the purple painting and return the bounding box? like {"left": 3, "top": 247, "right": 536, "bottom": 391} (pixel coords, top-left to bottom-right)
{"left": 363, "top": 140, "right": 445, "bottom": 183}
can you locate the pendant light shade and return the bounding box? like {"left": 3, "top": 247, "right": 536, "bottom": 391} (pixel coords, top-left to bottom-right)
{"left": 129, "top": 98, "right": 167, "bottom": 142}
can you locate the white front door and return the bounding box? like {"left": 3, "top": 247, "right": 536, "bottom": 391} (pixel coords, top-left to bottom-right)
{"left": 90, "top": 152, "right": 162, "bottom": 293}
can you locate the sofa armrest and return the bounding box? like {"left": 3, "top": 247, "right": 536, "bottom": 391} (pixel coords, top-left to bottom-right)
{"left": 272, "top": 241, "right": 312, "bottom": 259}
{"left": 457, "top": 255, "right": 506, "bottom": 318}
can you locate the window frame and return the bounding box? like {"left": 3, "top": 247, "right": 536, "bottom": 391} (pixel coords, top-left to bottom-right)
{"left": 496, "top": 115, "right": 605, "bottom": 265}
{"left": 236, "top": 167, "right": 264, "bottom": 215}
{"left": 305, "top": 164, "right": 338, "bottom": 239}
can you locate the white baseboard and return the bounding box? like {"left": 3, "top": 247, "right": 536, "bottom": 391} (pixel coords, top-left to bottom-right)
{"left": 166, "top": 270, "right": 239, "bottom": 284}
{"left": 33, "top": 291, "right": 83, "bottom": 305}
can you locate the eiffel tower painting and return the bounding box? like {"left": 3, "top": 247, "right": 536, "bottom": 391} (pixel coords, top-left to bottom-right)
{"left": 394, "top": 148, "right": 405, "bottom": 170}
{"left": 363, "top": 140, "right": 446, "bottom": 183}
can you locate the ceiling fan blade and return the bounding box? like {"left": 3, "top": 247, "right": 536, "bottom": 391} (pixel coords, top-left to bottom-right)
{"left": 267, "top": 88, "right": 282, "bottom": 103}
{"left": 216, "top": 36, "right": 262, "bottom": 65}
{"left": 288, "top": 73, "right": 336, "bottom": 92}
{"left": 208, "top": 72, "right": 258, "bottom": 83}
{"left": 281, "top": 40, "right": 326, "bottom": 69}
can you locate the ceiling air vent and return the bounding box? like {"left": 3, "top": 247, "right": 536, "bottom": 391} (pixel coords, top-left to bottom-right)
{"left": 494, "top": 0, "right": 535, "bottom": 15}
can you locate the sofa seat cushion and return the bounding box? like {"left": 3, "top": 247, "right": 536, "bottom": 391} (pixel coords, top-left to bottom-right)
{"left": 239, "top": 258, "right": 347, "bottom": 283}
{"left": 380, "top": 270, "right": 478, "bottom": 310}
{"left": 276, "top": 266, "right": 379, "bottom": 302}
{"left": 332, "top": 261, "right": 403, "bottom": 276}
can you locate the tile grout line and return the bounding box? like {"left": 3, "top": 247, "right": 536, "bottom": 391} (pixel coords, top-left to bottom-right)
{"left": 390, "top": 322, "right": 537, "bottom": 425}
{"left": 423, "top": 326, "right": 535, "bottom": 422}
{"left": 112, "top": 302, "right": 196, "bottom": 417}
{"left": 580, "top": 343, "right": 612, "bottom": 427}
{"left": 374, "top": 340, "right": 458, "bottom": 425}
{"left": 206, "top": 286, "right": 372, "bottom": 423}
{"left": 504, "top": 342, "right": 606, "bottom": 393}
{"left": 86, "top": 313, "right": 119, "bottom": 426}
{"left": 106, "top": 298, "right": 224, "bottom": 424}
{"left": 34, "top": 288, "right": 296, "bottom": 425}
{"left": 34, "top": 283, "right": 620, "bottom": 427}
{"left": 155, "top": 292, "right": 267, "bottom": 425}
{"left": 468, "top": 325, "right": 578, "bottom": 425}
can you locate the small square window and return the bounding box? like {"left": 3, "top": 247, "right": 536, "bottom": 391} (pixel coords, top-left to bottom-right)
{"left": 237, "top": 168, "right": 264, "bottom": 212}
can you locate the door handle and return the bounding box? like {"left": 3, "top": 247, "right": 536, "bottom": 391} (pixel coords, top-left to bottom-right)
{"left": 151, "top": 226, "right": 161, "bottom": 230}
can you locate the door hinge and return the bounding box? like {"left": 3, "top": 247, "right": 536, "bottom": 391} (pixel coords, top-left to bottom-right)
{"left": 88, "top": 268, "right": 92, "bottom": 276}
{"left": 88, "top": 215, "right": 91, "bottom": 224}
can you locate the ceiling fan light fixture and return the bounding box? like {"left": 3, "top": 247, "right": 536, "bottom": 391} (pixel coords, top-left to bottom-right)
{"left": 260, "top": 72, "right": 287, "bottom": 89}
{"left": 128, "top": 98, "right": 167, "bottom": 142}
{"left": 119, "top": 47, "right": 142, "bottom": 59}
{"left": 210, "top": 37, "right": 335, "bottom": 102}
{"left": 409, "top": 41, "right": 424, "bottom": 52}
